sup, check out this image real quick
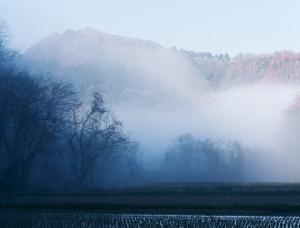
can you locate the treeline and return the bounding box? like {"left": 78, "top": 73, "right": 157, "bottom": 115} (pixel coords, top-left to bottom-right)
{"left": 181, "top": 49, "right": 300, "bottom": 88}
{"left": 162, "top": 134, "right": 246, "bottom": 182}
{"left": 0, "top": 30, "right": 139, "bottom": 191}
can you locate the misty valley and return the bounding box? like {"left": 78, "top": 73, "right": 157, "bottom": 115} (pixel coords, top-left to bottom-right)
{"left": 2, "top": 26, "right": 300, "bottom": 227}
{"left": 13, "top": 28, "right": 300, "bottom": 187}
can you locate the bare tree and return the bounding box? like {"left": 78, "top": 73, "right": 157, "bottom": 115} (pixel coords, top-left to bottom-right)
{"left": 0, "top": 67, "right": 77, "bottom": 190}
{"left": 65, "top": 92, "right": 129, "bottom": 188}
{"left": 0, "top": 22, "right": 16, "bottom": 69}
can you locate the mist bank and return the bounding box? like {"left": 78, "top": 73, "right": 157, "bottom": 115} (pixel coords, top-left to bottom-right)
{"left": 22, "top": 29, "right": 300, "bottom": 184}
{"left": 114, "top": 83, "right": 300, "bottom": 180}
{"left": 2, "top": 27, "right": 300, "bottom": 192}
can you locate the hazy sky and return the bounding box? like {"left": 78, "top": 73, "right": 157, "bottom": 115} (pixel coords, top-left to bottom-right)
{"left": 1, "top": 0, "right": 300, "bottom": 55}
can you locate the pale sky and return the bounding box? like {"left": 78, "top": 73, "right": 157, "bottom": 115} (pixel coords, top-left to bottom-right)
{"left": 1, "top": 0, "right": 300, "bottom": 56}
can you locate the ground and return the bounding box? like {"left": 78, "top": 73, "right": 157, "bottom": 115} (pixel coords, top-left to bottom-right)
{"left": 1, "top": 183, "right": 300, "bottom": 215}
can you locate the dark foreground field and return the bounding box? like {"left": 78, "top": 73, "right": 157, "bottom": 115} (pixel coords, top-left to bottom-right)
{"left": 1, "top": 211, "right": 300, "bottom": 228}
{"left": 2, "top": 183, "right": 300, "bottom": 227}
{"left": 2, "top": 183, "right": 300, "bottom": 215}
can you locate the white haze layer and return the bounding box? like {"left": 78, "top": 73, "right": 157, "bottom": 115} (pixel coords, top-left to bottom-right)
{"left": 115, "top": 84, "right": 300, "bottom": 177}
{"left": 25, "top": 29, "right": 300, "bottom": 181}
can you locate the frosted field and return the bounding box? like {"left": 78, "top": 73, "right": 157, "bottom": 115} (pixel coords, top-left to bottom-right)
{"left": 1, "top": 212, "right": 300, "bottom": 227}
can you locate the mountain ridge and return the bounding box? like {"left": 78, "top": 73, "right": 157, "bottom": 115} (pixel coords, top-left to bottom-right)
{"left": 23, "top": 29, "right": 300, "bottom": 106}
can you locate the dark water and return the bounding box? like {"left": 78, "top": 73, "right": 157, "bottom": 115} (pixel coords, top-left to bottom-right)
{"left": 1, "top": 211, "right": 300, "bottom": 227}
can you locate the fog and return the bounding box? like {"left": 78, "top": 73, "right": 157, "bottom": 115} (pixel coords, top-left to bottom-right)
{"left": 3, "top": 27, "right": 300, "bottom": 191}
{"left": 115, "top": 83, "right": 300, "bottom": 181}
{"left": 21, "top": 29, "right": 300, "bottom": 185}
